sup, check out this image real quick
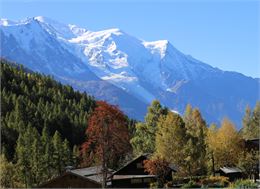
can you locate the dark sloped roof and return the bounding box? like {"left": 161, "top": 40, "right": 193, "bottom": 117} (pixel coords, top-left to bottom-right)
{"left": 220, "top": 167, "right": 242, "bottom": 174}
{"left": 112, "top": 153, "right": 177, "bottom": 176}
{"left": 71, "top": 165, "right": 114, "bottom": 177}
{"left": 111, "top": 154, "right": 150, "bottom": 176}
{"left": 38, "top": 171, "right": 102, "bottom": 187}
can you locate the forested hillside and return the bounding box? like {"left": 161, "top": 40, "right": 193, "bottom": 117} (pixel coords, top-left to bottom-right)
{"left": 1, "top": 59, "right": 97, "bottom": 187}
{"left": 1, "top": 58, "right": 259, "bottom": 188}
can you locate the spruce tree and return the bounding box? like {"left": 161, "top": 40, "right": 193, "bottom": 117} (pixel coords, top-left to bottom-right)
{"left": 62, "top": 139, "right": 72, "bottom": 167}
{"left": 52, "top": 131, "right": 64, "bottom": 175}
{"left": 41, "top": 126, "right": 54, "bottom": 181}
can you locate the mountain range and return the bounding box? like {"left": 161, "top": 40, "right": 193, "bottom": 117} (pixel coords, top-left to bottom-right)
{"left": 0, "top": 16, "right": 259, "bottom": 127}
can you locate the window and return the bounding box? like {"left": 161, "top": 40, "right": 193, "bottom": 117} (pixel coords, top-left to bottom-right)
{"left": 143, "top": 178, "right": 152, "bottom": 183}
{"left": 131, "top": 178, "right": 142, "bottom": 184}
{"left": 136, "top": 163, "right": 143, "bottom": 168}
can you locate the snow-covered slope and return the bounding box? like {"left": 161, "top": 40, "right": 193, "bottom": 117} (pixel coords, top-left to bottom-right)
{"left": 1, "top": 16, "right": 259, "bottom": 127}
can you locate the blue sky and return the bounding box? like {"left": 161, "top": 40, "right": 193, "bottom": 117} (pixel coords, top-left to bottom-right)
{"left": 1, "top": 0, "right": 259, "bottom": 78}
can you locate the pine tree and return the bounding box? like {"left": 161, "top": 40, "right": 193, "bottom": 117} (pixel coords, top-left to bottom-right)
{"left": 15, "top": 125, "right": 35, "bottom": 187}
{"left": 0, "top": 154, "right": 16, "bottom": 188}
{"left": 62, "top": 139, "right": 72, "bottom": 167}
{"left": 72, "top": 145, "right": 80, "bottom": 168}
{"left": 41, "top": 125, "right": 54, "bottom": 181}
{"left": 31, "top": 128, "right": 43, "bottom": 186}
{"left": 52, "top": 131, "right": 64, "bottom": 176}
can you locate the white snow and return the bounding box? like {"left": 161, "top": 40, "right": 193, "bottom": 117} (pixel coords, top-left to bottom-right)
{"left": 0, "top": 16, "right": 220, "bottom": 104}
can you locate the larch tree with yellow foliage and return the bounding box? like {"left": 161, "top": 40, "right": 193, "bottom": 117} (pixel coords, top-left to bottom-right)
{"left": 155, "top": 111, "right": 189, "bottom": 176}
{"left": 207, "top": 118, "right": 243, "bottom": 174}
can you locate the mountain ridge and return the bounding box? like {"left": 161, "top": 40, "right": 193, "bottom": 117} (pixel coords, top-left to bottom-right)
{"left": 1, "top": 16, "right": 259, "bottom": 127}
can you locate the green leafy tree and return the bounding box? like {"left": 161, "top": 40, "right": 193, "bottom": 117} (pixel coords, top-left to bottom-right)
{"left": 242, "top": 102, "right": 260, "bottom": 140}
{"left": 183, "top": 105, "right": 207, "bottom": 175}
{"left": 131, "top": 100, "right": 168, "bottom": 155}
{"left": 238, "top": 150, "right": 259, "bottom": 180}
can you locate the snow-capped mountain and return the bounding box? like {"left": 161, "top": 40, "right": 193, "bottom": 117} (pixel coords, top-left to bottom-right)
{"left": 1, "top": 16, "right": 259, "bottom": 127}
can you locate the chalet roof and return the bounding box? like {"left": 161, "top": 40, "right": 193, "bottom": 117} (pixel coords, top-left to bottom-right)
{"left": 111, "top": 154, "right": 151, "bottom": 176}
{"left": 220, "top": 167, "right": 242, "bottom": 174}
{"left": 71, "top": 165, "right": 114, "bottom": 177}
{"left": 39, "top": 170, "right": 102, "bottom": 187}
{"left": 112, "top": 154, "right": 177, "bottom": 176}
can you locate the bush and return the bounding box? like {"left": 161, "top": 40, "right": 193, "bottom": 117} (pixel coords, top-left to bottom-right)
{"left": 200, "top": 176, "right": 229, "bottom": 188}
{"left": 181, "top": 180, "right": 201, "bottom": 188}
{"left": 229, "top": 179, "right": 257, "bottom": 188}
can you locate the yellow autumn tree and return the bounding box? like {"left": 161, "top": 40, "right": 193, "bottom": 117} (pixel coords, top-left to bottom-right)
{"left": 155, "top": 112, "right": 189, "bottom": 176}
{"left": 207, "top": 118, "right": 243, "bottom": 173}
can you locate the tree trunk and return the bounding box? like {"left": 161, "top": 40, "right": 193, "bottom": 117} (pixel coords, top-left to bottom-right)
{"left": 212, "top": 153, "right": 215, "bottom": 176}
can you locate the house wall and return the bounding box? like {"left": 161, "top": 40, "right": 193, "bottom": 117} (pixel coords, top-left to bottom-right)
{"left": 115, "top": 156, "right": 148, "bottom": 175}
{"left": 112, "top": 177, "right": 155, "bottom": 188}
{"left": 219, "top": 172, "right": 243, "bottom": 182}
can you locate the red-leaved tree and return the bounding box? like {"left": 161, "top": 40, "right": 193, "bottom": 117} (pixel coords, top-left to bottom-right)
{"left": 81, "top": 101, "right": 131, "bottom": 188}
{"left": 144, "top": 157, "right": 171, "bottom": 187}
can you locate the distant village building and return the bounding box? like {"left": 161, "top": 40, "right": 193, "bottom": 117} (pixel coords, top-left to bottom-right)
{"left": 215, "top": 167, "right": 243, "bottom": 182}
{"left": 39, "top": 166, "right": 114, "bottom": 188}
{"left": 39, "top": 154, "right": 177, "bottom": 188}
{"left": 111, "top": 154, "right": 177, "bottom": 188}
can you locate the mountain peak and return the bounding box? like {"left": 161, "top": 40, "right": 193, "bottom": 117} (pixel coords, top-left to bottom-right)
{"left": 143, "top": 40, "right": 169, "bottom": 58}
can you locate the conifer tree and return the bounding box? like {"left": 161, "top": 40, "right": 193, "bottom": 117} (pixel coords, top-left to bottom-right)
{"left": 52, "top": 131, "right": 64, "bottom": 176}
{"left": 62, "top": 139, "right": 72, "bottom": 167}
{"left": 0, "top": 154, "right": 16, "bottom": 188}
{"left": 41, "top": 126, "right": 53, "bottom": 181}
{"left": 155, "top": 112, "right": 188, "bottom": 176}
{"left": 31, "top": 128, "right": 43, "bottom": 186}
{"left": 72, "top": 145, "right": 80, "bottom": 168}
{"left": 15, "top": 125, "right": 35, "bottom": 187}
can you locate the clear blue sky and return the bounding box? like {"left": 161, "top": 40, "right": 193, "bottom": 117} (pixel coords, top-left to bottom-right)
{"left": 1, "top": 0, "right": 259, "bottom": 78}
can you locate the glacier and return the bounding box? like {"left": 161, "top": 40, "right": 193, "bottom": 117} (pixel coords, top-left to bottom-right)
{"left": 0, "top": 16, "right": 259, "bottom": 127}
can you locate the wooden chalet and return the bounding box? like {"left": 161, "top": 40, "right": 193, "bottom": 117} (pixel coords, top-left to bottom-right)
{"left": 39, "top": 166, "right": 114, "bottom": 188}
{"left": 38, "top": 154, "right": 177, "bottom": 188}
{"left": 215, "top": 167, "right": 243, "bottom": 182}
{"left": 245, "top": 138, "right": 259, "bottom": 151}
{"left": 110, "top": 153, "right": 177, "bottom": 188}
